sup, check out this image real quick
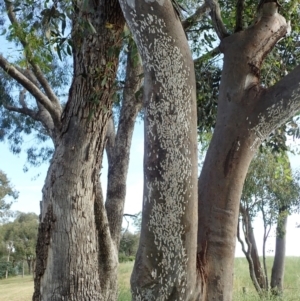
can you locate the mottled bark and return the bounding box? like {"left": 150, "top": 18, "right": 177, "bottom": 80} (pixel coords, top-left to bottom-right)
{"left": 119, "top": 1, "right": 199, "bottom": 300}
{"left": 33, "top": 2, "right": 125, "bottom": 300}
{"left": 271, "top": 208, "right": 288, "bottom": 295}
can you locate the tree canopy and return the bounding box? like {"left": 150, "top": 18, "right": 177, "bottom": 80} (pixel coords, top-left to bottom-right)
{"left": 0, "top": 170, "right": 18, "bottom": 223}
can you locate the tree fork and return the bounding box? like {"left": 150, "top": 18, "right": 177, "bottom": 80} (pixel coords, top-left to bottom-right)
{"left": 197, "top": 2, "right": 290, "bottom": 300}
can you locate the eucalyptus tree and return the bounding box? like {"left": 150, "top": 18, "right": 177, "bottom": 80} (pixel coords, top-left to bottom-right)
{"left": 0, "top": 0, "right": 135, "bottom": 299}
{"left": 0, "top": 212, "right": 38, "bottom": 276}
{"left": 238, "top": 150, "right": 300, "bottom": 296}
{"left": 118, "top": 0, "right": 300, "bottom": 300}
{"left": 0, "top": 0, "right": 145, "bottom": 298}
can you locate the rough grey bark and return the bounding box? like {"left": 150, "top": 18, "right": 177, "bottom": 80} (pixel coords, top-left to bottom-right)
{"left": 32, "top": 2, "right": 125, "bottom": 300}
{"left": 1, "top": 0, "right": 145, "bottom": 299}
{"left": 271, "top": 207, "right": 288, "bottom": 295}
{"left": 118, "top": 1, "right": 199, "bottom": 300}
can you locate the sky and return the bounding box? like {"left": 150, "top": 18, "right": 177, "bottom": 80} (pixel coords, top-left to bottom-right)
{"left": 1, "top": 121, "right": 300, "bottom": 257}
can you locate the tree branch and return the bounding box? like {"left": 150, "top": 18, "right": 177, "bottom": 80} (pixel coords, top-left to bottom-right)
{"left": 0, "top": 54, "right": 61, "bottom": 125}
{"left": 3, "top": 103, "right": 37, "bottom": 119}
{"left": 250, "top": 65, "right": 300, "bottom": 149}
{"left": 235, "top": 0, "right": 244, "bottom": 32}
{"left": 123, "top": 213, "right": 138, "bottom": 218}
{"left": 182, "top": 2, "right": 210, "bottom": 30}
{"left": 193, "top": 46, "right": 220, "bottom": 65}
{"left": 16, "top": 71, "right": 56, "bottom": 139}
{"left": 205, "top": 0, "right": 229, "bottom": 39}
{"left": 4, "top": 0, "right": 62, "bottom": 112}
{"left": 3, "top": 95, "right": 56, "bottom": 140}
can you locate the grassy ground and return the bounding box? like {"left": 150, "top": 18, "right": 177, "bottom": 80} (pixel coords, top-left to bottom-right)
{"left": 0, "top": 275, "right": 34, "bottom": 301}
{"left": 1, "top": 257, "right": 299, "bottom": 301}
{"left": 233, "top": 257, "right": 300, "bottom": 301}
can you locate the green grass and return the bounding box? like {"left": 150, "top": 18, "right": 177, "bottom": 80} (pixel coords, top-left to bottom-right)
{"left": 233, "top": 257, "right": 300, "bottom": 301}
{"left": 1, "top": 258, "right": 299, "bottom": 301}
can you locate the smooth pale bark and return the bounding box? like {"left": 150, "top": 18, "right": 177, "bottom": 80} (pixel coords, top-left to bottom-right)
{"left": 197, "top": 4, "right": 293, "bottom": 300}
{"left": 118, "top": 1, "right": 199, "bottom": 300}
{"left": 33, "top": 2, "right": 125, "bottom": 300}
{"left": 271, "top": 208, "right": 288, "bottom": 295}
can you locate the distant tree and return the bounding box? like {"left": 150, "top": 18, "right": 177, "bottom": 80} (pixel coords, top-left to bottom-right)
{"left": 119, "top": 231, "right": 139, "bottom": 257}
{"left": 13, "top": 212, "right": 38, "bottom": 275}
{"left": 238, "top": 149, "right": 300, "bottom": 296}
{"left": 0, "top": 170, "right": 18, "bottom": 223}
{"left": 0, "top": 221, "right": 15, "bottom": 278}
{"left": 0, "top": 212, "right": 38, "bottom": 277}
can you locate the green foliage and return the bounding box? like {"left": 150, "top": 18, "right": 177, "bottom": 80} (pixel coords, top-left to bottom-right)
{"left": 0, "top": 261, "right": 16, "bottom": 279}
{"left": 0, "top": 170, "right": 18, "bottom": 224}
{"left": 0, "top": 0, "right": 71, "bottom": 167}
{"left": 119, "top": 231, "right": 139, "bottom": 258}
{"left": 0, "top": 212, "right": 38, "bottom": 267}
{"left": 0, "top": 81, "right": 53, "bottom": 167}
{"left": 186, "top": 0, "right": 300, "bottom": 146}
{"left": 242, "top": 149, "right": 300, "bottom": 225}
{"left": 118, "top": 254, "right": 135, "bottom": 263}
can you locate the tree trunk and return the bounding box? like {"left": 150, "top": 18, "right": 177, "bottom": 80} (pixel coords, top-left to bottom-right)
{"left": 22, "top": 260, "right": 25, "bottom": 278}
{"left": 261, "top": 201, "right": 272, "bottom": 291}
{"left": 240, "top": 205, "right": 266, "bottom": 290}
{"left": 197, "top": 123, "right": 256, "bottom": 300}
{"left": 247, "top": 215, "right": 266, "bottom": 289}
{"left": 271, "top": 207, "right": 288, "bottom": 295}
{"left": 197, "top": 4, "right": 288, "bottom": 300}
{"left": 119, "top": 1, "right": 199, "bottom": 300}
{"left": 33, "top": 259, "right": 36, "bottom": 279}
{"left": 238, "top": 205, "right": 266, "bottom": 294}
{"left": 99, "top": 42, "right": 143, "bottom": 301}
{"left": 5, "top": 244, "right": 11, "bottom": 279}
{"left": 27, "top": 258, "right": 32, "bottom": 275}
{"left": 105, "top": 43, "right": 143, "bottom": 248}
{"left": 33, "top": 2, "right": 125, "bottom": 300}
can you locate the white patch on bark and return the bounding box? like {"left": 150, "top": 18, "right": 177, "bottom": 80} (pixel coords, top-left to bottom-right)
{"left": 145, "top": 0, "right": 165, "bottom": 5}
{"left": 244, "top": 74, "right": 257, "bottom": 90}
{"left": 151, "top": 269, "right": 157, "bottom": 279}
{"left": 121, "top": 8, "right": 193, "bottom": 301}
{"left": 126, "top": 0, "right": 135, "bottom": 9}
